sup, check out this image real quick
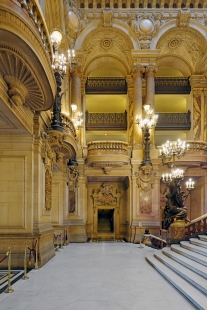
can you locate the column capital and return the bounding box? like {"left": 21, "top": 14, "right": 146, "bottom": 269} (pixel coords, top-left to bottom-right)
{"left": 145, "top": 65, "right": 157, "bottom": 77}
{"left": 193, "top": 87, "right": 203, "bottom": 98}
{"left": 131, "top": 65, "right": 145, "bottom": 78}
{"left": 203, "top": 88, "right": 207, "bottom": 97}
{"left": 70, "top": 64, "right": 83, "bottom": 78}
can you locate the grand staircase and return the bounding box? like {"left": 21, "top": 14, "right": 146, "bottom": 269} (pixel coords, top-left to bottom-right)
{"left": 146, "top": 234, "right": 207, "bottom": 310}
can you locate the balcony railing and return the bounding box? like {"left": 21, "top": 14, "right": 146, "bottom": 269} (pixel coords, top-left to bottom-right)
{"left": 61, "top": 113, "right": 76, "bottom": 138}
{"left": 86, "top": 77, "right": 127, "bottom": 94}
{"left": 155, "top": 77, "right": 190, "bottom": 94}
{"left": 87, "top": 141, "right": 128, "bottom": 155}
{"left": 156, "top": 111, "right": 191, "bottom": 130}
{"left": 85, "top": 111, "right": 127, "bottom": 130}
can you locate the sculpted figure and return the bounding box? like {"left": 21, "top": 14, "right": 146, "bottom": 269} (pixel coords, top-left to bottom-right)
{"left": 163, "top": 181, "right": 188, "bottom": 230}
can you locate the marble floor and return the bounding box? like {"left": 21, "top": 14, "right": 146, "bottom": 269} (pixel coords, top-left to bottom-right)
{"left": 0, "top": 242, "right": 196, "bottom": 310}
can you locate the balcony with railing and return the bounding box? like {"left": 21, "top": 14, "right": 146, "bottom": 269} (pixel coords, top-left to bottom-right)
{"left": 86, "top": 141, "right": 130, "bottom": 173}
{"left": 86, "top": 111, "right": 127, "bottom": 130}
{"left": 156, "top": 110, "right": 191, "bottom": 131}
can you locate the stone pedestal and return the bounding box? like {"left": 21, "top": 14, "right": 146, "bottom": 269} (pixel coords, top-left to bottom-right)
{"left": 143, "top": 234, "right": 152, "bottom": 246}
{"left": 167, "top": 220, "right": 187, "bottom": 245}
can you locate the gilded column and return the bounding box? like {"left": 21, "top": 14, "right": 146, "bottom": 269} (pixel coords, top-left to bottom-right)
{"left": 192, "top": 88, "right": 202, "bottom": 141}
{"left": 131, "top": 65, "right": 144, "bottom": 148}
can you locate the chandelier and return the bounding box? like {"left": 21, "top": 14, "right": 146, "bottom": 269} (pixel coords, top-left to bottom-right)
{"left": 160, "top": 138, "right": 194, "bottom": 191}
{"left": 136, "top": 104, "right": 158, "bottom": 130}
{"left": 50, "top": 29, "right": 83, "bottom": 132}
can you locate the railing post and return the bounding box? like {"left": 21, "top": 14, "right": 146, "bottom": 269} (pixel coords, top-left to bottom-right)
{"left": 35, "top": 239, "right": 39, "bottom": 270}
{"left": 5, "top": 247, "right": 14, "bottom": 293}
{"left": 22, "top": 242, "right": 29, "bottom": 280}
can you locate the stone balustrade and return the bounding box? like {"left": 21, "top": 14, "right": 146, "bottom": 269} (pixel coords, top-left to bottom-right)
{"left": 87, "top": 141, "right": 128, "bottom": 155}
{"left": 16, "top": 0, "right": 52, "bottom": 61}
{"left": 86, "top": 141, "right": 130, "bottom": 172}
{"left": 61, "top": 113, "right": 77, "bottom": 138}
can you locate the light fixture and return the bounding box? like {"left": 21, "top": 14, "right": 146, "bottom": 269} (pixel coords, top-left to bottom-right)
{"left": 160, "top": 138, "right": 194, "bottom": 230}
{"left": 49, "top": 29, "right": 76, "bottom": 132}
{"left": 136, "top": 104, "right": 158, "bottom": 166}
{"left": 72, "top": 112, "right": 83, "bottom": 130}
{"left": 160, "top": 139, "right": 189, "bottom": 161}
{"left": 136, "top": 104, "right": 158, "bottom": 130}
{"left": 71, "top": 104, "right": 83, "bottom": 130}
{"left": 71, "top": 104, "right": 77, "bottom": 112}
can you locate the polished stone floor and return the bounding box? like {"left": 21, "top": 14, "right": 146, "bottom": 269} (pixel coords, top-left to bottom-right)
{"left": 0, "top": 242, "right": 196, "bottom": 310}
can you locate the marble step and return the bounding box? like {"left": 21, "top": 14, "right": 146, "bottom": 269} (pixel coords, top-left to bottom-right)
{"left": 146, "top": 253, "right": 207, "bottom": 310}
{"left": 190, "top": 238, "right": 207, "bottom": 249}
{"left": 180, "top": 241, "right": 207, "bottom": 257}
{"left": 154, "top": 251, "right": 207, "bottom": 295}
{"left": 162, "top": 247, "right": 207, "bottom": 279}
{"left": 198, "top": 235, "right": 207, "bottom": 242}
{"left": 171, "top": 244, "right": 207, "bottom": 267}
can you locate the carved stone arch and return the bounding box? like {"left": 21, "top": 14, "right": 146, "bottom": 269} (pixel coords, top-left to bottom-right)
{"left": 81, "top": 27, "right": 134, "bottom": 75}
{"left": 75, "top": 20, "right": 139, "bottom": 51}
{"left": 156, "top": 27, "right": 207, "bottom": 75}
{"left": 84, "top": 55, "right": 128, "bottom": 77}
{"left": 157, "top": 55, "right": 192, "bottom": 77}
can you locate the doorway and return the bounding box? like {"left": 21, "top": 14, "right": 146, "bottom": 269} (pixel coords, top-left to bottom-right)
{"left": 98, "top": 208, "right": 115, "bottom": 240}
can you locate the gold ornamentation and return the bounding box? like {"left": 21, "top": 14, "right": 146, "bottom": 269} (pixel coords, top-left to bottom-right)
{"left": 177, "top": 9, "right": 190, "bottom": 27}
{"left": 67, "top": 166, "right": 79, "bottom": 190}
{"left": 92, "top": 182, "right": 121, "bottom": 206}
{"left": 0, "top": 48, "right": 44, "bottom": 110}
{"left": 102, "top": 9, "right": 113, "bottom": 27}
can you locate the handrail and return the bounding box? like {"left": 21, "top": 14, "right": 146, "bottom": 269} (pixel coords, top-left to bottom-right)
{"left": 185, "top": 214, "right": 207, "bottom": 239}
{"left": 149, "top": 234, "right": 167, "bottom": 249}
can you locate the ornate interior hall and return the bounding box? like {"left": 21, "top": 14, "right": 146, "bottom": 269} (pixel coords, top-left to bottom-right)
{"left": 0, "top": 0, "right": 207, "bottom": 308}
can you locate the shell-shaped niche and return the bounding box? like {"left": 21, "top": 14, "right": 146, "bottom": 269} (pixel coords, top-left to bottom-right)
{"left": 0, "top": 50, "right": 44, "bottom": 110}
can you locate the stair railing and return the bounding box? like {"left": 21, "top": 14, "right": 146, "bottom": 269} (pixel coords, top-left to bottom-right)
{"left": 185, "top": 213, "right": 207, "bottom": 239}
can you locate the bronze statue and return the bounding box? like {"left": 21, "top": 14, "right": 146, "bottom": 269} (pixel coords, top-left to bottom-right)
{"left": 163, "top": 180, "right": 188, "bottom": 230}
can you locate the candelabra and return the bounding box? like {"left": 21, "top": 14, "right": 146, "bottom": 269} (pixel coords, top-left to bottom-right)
{"left": 71, "top": 104, "right": 83, "bottom": 129}
{"left": 50, "top": 29, "right": 77, "bottom": 132}
{"left": 136, "top": 104, "right": 158, "bottom": 166}
{"left": 160, "top": 138, "right": 194, "bottom": 230}
{"left": 160, "top": 138, "right": 194, "bottom": 191}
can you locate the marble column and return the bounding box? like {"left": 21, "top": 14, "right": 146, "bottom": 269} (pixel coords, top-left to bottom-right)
{"left": 131, "top": 65, "right": 144, "bottom": 148}
{"left": 203, "top": 89, "right": 207, "bottom": 142}
{"left": 192, "top": 88, "right": 202, "bottom": 141}
{"left": 145, "top": 65, "right": 157, "bottom": 145}
{"left": 71, "top": 65, "right": 82, "bottom": 113}
{"left": 70, "top": 65, "right": 83, "bottom": 145}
